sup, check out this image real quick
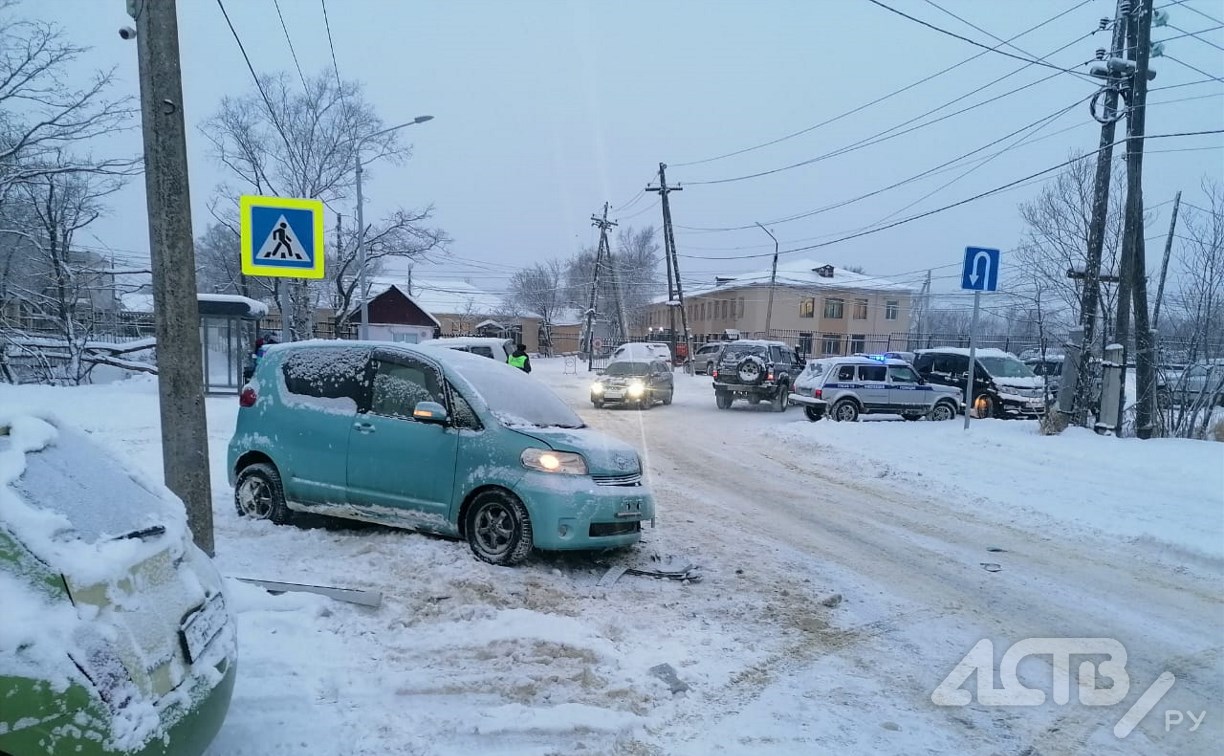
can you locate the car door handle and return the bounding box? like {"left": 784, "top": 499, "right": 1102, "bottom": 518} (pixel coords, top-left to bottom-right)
{"left": 353, "top": 421, "right": 375, "bottom": 434}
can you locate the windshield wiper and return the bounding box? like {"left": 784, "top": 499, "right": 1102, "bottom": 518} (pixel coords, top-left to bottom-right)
{"left": 113, "top": 525, "right": 166, "bottom": 541}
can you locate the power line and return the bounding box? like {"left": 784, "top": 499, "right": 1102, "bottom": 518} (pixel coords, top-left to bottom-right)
{"left": 1161, "top": 23, "right": 1224, "bottom": 50}
{"left": 921, "top": 0, "right": 1095, "bottom": 75}
{"left": 681, "top": 33, "right": 1095, "bottom": 189}
{"left": 320, "top": 0, "right": 344, "bottom": 91}
{"left": 676, "top": 129, "right": 1224, "bottom": 261}
{"left": 864, "top": 0, "right": 1097, "bottom": 78}
{"left": 671, "top": 0, "right": 1094, "bottom": 168}
{"left": 1163, "top": 53, "right": 1224, "bottom": 83}
{"left": 1160, "top": 0, "right": 1224, "bottom": 26}
{"left": 272, "top": 0, "right": 310, "bottom": 94}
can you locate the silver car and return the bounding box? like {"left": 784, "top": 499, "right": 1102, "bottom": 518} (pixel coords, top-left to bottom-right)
{"left": 692, "top": 342, "right": 727, "bottom": 375}
{"left": 790, "top": 356, "right": 962, "bottom": 422}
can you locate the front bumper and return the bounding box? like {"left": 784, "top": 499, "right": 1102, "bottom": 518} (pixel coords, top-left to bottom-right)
{"left": 516, "top": 471, "right": 656, "bottom": 551}
{"left": 787, "top": 393, "right": 826, "bottom": 408}
{"left": 998, "top": 394, "right": 1046, "bottom": 417}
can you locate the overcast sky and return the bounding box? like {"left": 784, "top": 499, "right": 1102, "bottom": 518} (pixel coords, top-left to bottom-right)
{"left": 30, "top": 0, "right": 1224, "bottom": 299}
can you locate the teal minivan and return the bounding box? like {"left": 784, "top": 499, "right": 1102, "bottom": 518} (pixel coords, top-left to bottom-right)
{"left": 227, "top": 342, "right": 655, "bottom": 565}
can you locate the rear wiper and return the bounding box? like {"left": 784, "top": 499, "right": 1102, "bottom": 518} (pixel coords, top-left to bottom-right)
{"left": 113, "top": 525, "right": 166, "bottom": 541}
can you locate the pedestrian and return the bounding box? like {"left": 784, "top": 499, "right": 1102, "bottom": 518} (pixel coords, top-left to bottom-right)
{"left": 508, "top": 344, "right": 532, "bottom": 373}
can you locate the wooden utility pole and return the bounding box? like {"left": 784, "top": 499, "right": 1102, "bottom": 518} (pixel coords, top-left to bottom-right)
{"left": 592, "top": 203, "right": 627, "bottom": 342}
{"left": 1129, "top": 0, "right": 1158, "bottom": 439}
{"left": 1152, "top": 191, "right": 1181, "bottom": 333}
{"left": 1074, "top": 0, "right": 1129, "bottom": 427}
{"left": 648, "top": 163, "right": 693, "bottom": 372}
{"left": 131, "top": 0, "right": 214, "bottom": 554}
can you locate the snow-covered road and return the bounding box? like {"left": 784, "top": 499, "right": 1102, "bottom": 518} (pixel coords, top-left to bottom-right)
{"left": 2, "top": 358, "right": 1220, "bottom": 755}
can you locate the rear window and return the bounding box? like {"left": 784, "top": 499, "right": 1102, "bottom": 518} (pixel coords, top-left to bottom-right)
{"left": 722, "top": 344, "right": 766, "bottom": 359}
{"left": 281, "top": 347, "right": 368, "bottom": 399}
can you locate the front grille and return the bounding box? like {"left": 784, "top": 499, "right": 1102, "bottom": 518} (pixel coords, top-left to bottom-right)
{"left": 592, "top": 472, "right": 642, "bottom": 487}
{"left": 590, "top": 521, "right": 641, "bottom": 537}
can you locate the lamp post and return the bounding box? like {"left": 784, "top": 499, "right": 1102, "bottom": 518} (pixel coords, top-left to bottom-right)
{"left": 755, "top": 222, "right": 779, "bottom": 335}
{"left": 355, "top": 115, "right": 433, "bottom": 340}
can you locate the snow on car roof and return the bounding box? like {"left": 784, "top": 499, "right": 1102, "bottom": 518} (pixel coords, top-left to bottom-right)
{"left": 812, "top": 356, "right": 909, "bottom": 366}
{"left": 916, "top": 347, "right": 1018, "bottom": 358}
{"left": 0, "top": 414, "right": 189, "bottom": 586}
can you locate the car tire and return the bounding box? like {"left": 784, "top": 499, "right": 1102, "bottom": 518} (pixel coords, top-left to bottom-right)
{"left": 705, "top": 362, "right": 714, "bottom": 376}
{"left": 716, "top": 391, "right": 733, "bottom": 410}
{"left": 748, "top": 397, "right": 761, "bottom": 405}
{"left": 465, "top": 489, "right": 533, "bottom": 566}
{"left": 928, "top": 402, "right": 956, "bottom": 421}
{"left": 663, "top": 388, "right": 674, "bottom": 405}
{"left": 804, "top": 405, "right": 824, "bottom": 422}
{"left": 592, "top": 400, "right": 604, "bottom": 409}
{"left": 234, "top": 462, "right": 292, "bottom": 525}
{"left": 772, "top": 386, "right": 787, "bottom": 412}
{"left": 831, "top": 399, "right": 859, "bottom": 422}
{"left": 640, "top": 394, "right": 653, "bottom": 410}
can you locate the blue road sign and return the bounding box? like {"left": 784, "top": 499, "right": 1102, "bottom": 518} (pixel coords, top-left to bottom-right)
{"left": 961, "top": 246, "right": 1000, "bottom": 292}
{"left": 240, "top": 195, "right": 325, "bottom": 279}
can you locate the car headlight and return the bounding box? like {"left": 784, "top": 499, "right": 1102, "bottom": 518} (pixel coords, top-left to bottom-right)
{"left": 591, "top": 382, "right": 604, "bottom": 394}
{"left": 627, "top": 381, "right": 645, "bottom": 397}
{"left": 521, "top": 448, "right": 588, "bottom": 475}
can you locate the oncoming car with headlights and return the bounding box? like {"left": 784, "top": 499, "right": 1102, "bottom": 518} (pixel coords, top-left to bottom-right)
{"left": 590, "top": 359, "right": 675, "bottom": 409}
{"left": 228, "top": 342, "right": 655, "bottom": 565}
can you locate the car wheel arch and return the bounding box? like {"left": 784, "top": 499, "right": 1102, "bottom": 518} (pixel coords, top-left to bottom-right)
{"left": 234, "top": 449, "right": 277, "bottom": 478}
{"left": 456, "top": 484, "right": 524, "bottom": 539}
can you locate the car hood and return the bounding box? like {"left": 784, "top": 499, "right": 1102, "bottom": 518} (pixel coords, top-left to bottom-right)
{"left": 512, "top": 427, "right": 642, "bottom": 476}
{"left": 598, "top": 375, "right": 649, "bottom": 386}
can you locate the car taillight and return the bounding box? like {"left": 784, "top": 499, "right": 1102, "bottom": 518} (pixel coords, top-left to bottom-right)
{"left": 813, "top": 388, "right": 822, "bottom": 399}
{"left": 712, "top": 369, "right": 718, "bottom": 378}
{"left": 239, "top": 387, "right": 257, "bottom": 407}
{"left": 767, "top": 372, "right": 774, "bottom": 381}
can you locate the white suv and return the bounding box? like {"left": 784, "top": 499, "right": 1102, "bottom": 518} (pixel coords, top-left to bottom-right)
{"left": 790, "top": 356, "right": 962, "bottom": 422}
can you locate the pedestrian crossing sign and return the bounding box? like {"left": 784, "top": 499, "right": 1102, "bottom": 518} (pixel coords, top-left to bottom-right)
{"left": 239, "top": 195, "right": 325, "bottom": 279}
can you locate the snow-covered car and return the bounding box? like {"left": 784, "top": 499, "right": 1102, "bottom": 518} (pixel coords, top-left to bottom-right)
{"left": 591, "top": 358, "right": 675, "bottom": 409}
{"left": 711, "top": 340, "right": 804, "bottom": 411}
{"left": 0, "top": 415, "right": 237, "bottom": 756}
{"left": 610, "top": 342, "right": 673, "bottom": 369}
{"left": 914, "top": 348, "right": 1045, "bottom": 418}
{"left": 790, "top": 356, "right": 961, "bottom": 422}
{"left": 1163, "top": 362, "right": 1224, "bottom": 407}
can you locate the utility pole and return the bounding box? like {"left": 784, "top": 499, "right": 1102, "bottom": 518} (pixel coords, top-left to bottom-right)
{"left": 1152, "top": 190, "right": 1180, "bottom": 333}
{"left": 1127, "top": 0, "right": 1158, "bottom": 439}
{"left": 583, "top": 207, "right": 611, "bottom": 370}
{"left": 589, "top": 203, "right": 619, "bottom": 347}
{"left": 130, "top": 0, "right": 214, "bottom": 555}
{"left": 1074, "top": 0, "right": 1130, "bottom": 427}
{"left": 755, "top": 222, "right": 780, "bottom": 335}
{"left": 647, "top": 163, "right": 693, "bottom": 373}
{"left": 355, "top": 155, "right": 369, "bottom": 340}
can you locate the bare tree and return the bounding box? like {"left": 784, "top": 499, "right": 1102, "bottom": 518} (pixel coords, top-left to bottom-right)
{"left": 1015, "top": 152, "right": 1128, "bottom": 342}
{"left": 505, "top": 260, "right": 564, "bottom": 322}
{"left": 1174, "top": 179, "right": 1224, "bottom": 363}
{"left": 201, "top": 71, "right": 445, "bottom": 339}
{"left": 0, "top": 3, "right": 138, "bottom": 198}
{"left": 3, "top": 169, "right": 125, "bottom": 383}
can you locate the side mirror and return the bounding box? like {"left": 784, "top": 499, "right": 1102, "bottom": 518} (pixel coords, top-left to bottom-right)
{"left": 412, "top": 401, "right": 449, "bottom": 425}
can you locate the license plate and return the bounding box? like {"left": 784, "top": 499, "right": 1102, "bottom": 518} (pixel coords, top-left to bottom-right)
{"left": 616, "top": 498, "right": 644, "bottom": 518}
{"left": 604, "top": 391, "right": 622, "bottom": 399}
{"left": 181, "top": 593, "right": 228, "bottom": 664}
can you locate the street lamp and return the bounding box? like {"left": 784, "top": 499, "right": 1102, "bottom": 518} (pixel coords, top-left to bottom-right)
{"left": 355, "top": 115, "right": 434, "bottom": 340}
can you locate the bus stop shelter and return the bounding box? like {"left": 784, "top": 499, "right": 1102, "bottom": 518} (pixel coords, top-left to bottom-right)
{"left": 199, "top": 294, "right": 268, "bottom": 394}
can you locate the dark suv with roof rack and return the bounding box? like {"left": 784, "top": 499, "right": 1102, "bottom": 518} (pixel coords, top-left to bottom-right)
{"left": 711, "top": 339, "right": 804, "bottom": 411}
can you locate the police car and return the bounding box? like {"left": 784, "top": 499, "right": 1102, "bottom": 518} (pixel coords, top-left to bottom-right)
{"left": 789, "top": 355, "right": 963, "bottom": 422}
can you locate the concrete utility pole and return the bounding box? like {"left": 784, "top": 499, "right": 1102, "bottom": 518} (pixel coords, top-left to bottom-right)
{"left": 1073, "top": 0, "right": 1130, "bottom": 427}
{"left": 355, "top": 154, "right": 369, "bottom": 340}
{"left": 1152, "top": 190, "right": 1181, "bottom": 332}
{"left": 595, "top": 204, "right": 630, "bottom": 343}
{"left": 755, "top": 222, "right": 780, "bottom": 335}
{"left": 648, "top": 163, "right": 694, "bottom": 373}
{"left": 1127, "top": 0, "right": 1158, "bottom": 439}
{"left": 130, "top": 0, "right": 214, "bottom": 554}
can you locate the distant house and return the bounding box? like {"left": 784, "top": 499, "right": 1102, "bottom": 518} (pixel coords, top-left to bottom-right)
{"left": 349, "top": 284, "right": 441, "bottom": 344}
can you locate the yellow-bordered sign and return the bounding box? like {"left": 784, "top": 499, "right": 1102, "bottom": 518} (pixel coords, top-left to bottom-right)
{"left": 239, "top": 195, "right": 325, "bottom": 279}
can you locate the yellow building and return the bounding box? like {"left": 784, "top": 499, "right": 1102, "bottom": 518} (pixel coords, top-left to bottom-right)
{"left": 646, "top": 260, "right": 915, "bottom": 356}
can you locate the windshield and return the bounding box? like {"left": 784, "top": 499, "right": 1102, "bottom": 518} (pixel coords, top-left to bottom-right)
{"left": 979, "top": 356, "right": 1036, "bottom": 379}
{"left": 605, "top": 361, "right": 650, "bottom": 376}
{"left": 446, "top": 351, "right": 584, "bottom": 429}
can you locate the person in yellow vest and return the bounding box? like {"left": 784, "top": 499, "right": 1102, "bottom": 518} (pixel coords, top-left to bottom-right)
{"left": 508, "top": 344, "right": 532, "bottom": 373}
